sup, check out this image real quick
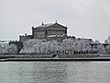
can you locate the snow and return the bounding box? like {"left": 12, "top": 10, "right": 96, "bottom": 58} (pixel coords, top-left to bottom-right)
{"left": 60, "top": 38, "right": 93, "bottom": 52}
{"left": 7, "top": 44, "right": 18, "bottom": 54}
{"left": 1, "top": 38, "right": 110, "bottom": 55}
{"left": 19, "top": 38, "right": 110, "bottom": 54}
{"left": 97, "top": 44, "right": 106, "bottom": 54}
{"left": 106, "top": 45, "right": 110, "bottom": 53}
{"left": 0, "top": 43, "right": 17, "bottom": 54}
{"left": 48, "top": 34, "right": 65, "bottom": 37}
{"left": 36, "top": 23, "right": 54, "bottom": 28}
{"left": 48, "top": 35, "right": 57, "bottom": 37}
{"left": 20, "top": 39, "right": 59, "bottom": 54}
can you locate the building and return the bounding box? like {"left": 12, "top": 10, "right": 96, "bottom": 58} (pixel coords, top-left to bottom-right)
{"left": 32, "top": 22, "right": 67, "bottom": 39}
{"left": 19, "top": 22, "right": 74, "bottom": 42}
{"left": 19, "top": 34, "right": 33, "bottom": 42}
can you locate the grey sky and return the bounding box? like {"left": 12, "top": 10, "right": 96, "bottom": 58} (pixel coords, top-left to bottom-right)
{"left": 0, "top": 0, "right": 110, "bottom": 42}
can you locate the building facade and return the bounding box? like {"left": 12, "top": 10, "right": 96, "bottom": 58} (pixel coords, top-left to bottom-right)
{"left": 19, "top": 34, "right": 32, "bottom": 42}
{"left": 32, "top": 22, "right": 67, "bottom": 39}
{"left": 19, "top": 22, "right": 76, "bottom": 42}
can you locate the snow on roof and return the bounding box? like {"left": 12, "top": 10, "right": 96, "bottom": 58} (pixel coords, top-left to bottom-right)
{"left": 48, "top": 34, "right": 65, "bottom": 37}
{"left": 48, "top": 35, "right": 57, "bottom": 37}
{"left": 34, "top": 22, "right": 67, "bottom": 29}
{"left": 36, "top": 23, "right": 54, "bottom": 28}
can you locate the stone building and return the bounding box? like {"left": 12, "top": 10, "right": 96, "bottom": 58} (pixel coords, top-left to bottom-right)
{"left": 19, "top": 22, "right": 75, "bottom": 42}
{"left": 19, "top": 34, "right": 32, "bottom": 42}
{"left": 32, "top": 22, "right": 67, "bottom": 39}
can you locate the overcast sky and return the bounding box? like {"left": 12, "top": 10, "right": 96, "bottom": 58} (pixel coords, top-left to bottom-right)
{"left": 0, "top": 0, "right": 110, "bottom": 42}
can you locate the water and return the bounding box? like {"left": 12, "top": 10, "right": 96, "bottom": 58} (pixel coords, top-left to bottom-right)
{"left": 0, "top": 61, "right": 110, "bottom": 83}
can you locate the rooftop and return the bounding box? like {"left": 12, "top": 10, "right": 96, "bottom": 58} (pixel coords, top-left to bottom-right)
{"left": 34, "top": 22, "right": 67, "bottom": 29}
{"left": 37, "top": 23, "right": 54, "bottom": 28}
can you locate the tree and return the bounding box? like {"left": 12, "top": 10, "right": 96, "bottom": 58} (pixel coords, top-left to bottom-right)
{"left": 7, "top": 44, "right": 18, "bottom": 54}
{"left": 19, "top": 39, "right": 59, "bottom": 54}
{"left": 95, "top": 40, "right": 100, "bottom": 44}
{"left": 97, "top": 44, "right": 106, "bottom": 54}
{"left": 108, "top": 36, "right": 110, "bottom": 41}
{"left": 104, "top": 40, "right": 110, "bottom": 44}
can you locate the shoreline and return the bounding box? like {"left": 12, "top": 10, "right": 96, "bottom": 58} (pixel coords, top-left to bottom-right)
{"left": 0, "top": 57, "right": 110, "bottom": 62}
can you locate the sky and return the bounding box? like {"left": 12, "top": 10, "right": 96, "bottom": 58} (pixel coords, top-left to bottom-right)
{"left": 0, "top": 0, "right": 110, "bottom": 42}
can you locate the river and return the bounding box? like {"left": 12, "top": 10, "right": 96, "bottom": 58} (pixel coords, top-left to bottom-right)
{"left": 0, "top": 61, "right": 110, "bottom": 83}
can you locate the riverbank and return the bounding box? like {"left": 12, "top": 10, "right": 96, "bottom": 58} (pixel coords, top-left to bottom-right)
{"left": 0, "top": 57, "right": 110, "bottom": 62}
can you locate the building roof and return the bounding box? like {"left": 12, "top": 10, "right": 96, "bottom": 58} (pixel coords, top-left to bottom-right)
{"left": 37, "top": 23, "right": 54, "bottom": 28}
{"left": 34, "top": 22, "right": 67, "bottom": 29}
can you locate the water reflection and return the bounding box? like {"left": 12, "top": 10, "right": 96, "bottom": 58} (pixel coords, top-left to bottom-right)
{"left": 30, "top": 62, "right": 68, "bottom": 83}
{"left": 0, "top": 62, "right": 68, "bottom": 83}
{"left": 0, "top": 62, "right": 110, "bottom": 83}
